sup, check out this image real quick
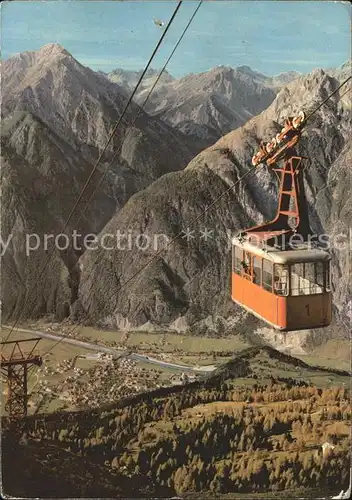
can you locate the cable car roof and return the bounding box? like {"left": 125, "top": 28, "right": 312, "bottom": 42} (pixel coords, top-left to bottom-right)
{"left": 232, "top": 237, "right": 331, "bottom": 263}
{"left": 269, "top": 249, "right": 331, "bottom": 264}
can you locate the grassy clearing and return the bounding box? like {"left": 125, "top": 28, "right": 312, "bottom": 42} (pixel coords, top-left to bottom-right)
{"left": 65, "top": 327, "right": 250, "bottom": 354}
{"left": 161, "top": 333, "right": 250, "bottom": 352}
{"left": 297, "top": 354, "right": 350, "bottom": 372}
{"left": 74, "top": 325, "right": 126, "bottom": 344}
{"left": 295, "top": 339, "right": 351, "bottom": 372}
{"left": 311, "top": 339, "right": 351, "bottom": 361}
{"left": 245, "top": 352, "right": 350, "bottom": 389}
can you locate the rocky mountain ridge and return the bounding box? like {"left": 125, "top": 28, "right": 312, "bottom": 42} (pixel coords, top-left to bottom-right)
{"left": 76, "top": 67, "right": 351, "bottom": 338}
{"left": 1, "top": 44, "right": 350, "bottom": 344}
{"left": 105, "top": 62, "right": 349, "bottom": 147}
{"left": 0, "top": 44, "right": 199, "bottom": 320}
{"left": 105, "top": 67, "right": 175, "bottom": 92}
{"left": 107, "top": 64, "right": 290, "bottom": 145}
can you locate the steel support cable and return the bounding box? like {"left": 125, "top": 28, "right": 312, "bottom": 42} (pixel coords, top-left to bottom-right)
{"left": 38, "top": 163, "right": 263, "bottom": 358}
{"left": 29, "top": 66, "right": 352, "bottom": 359}
{"left": 74, "top": 74, "right": 352, "bottom": 304}
{"left": 4, "top": 1, "right": 184, "bottom": 342}
{"left": 73, "top": 0, "right": 203, "bottom": 229}
{"left": 28, "top": 261, "right": 216, "bottom": 376}
{"left": 65, "top": 0, "right": 204, "bottom": 295}
{"left": 26, "top": 1, "right": 206, "bottom": 376}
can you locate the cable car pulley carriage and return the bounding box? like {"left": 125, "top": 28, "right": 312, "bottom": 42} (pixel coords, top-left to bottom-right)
{"left": 231, "top": 111, "right": 332, "bottom": 331}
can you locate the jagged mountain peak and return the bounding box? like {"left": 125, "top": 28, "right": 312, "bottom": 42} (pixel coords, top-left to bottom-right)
{"left": 328, "top": 59, "right": 351, "bottom": 82}
{"left": 253, "top": 66, "right": 347, "bottom": 129}
{"left": 107, "top": 66, "right": 174, "bottom": 91}
{"left": 235, "top": 65, "right": 268, "bottom": 78}
{"left": 2, "top": 43, "right": 87, "bottom": 100}
{"left": 1, "top": 44, "right": 201, "bottom": 321}
{"left": 76, "top": 62, "right": 350, "bottom": 332}
{"left": 2, "top": 44, "right": 133, "bottom": 150}
{"left": 132, "top": 62, "right": 278, "bottom": 144}
{"left": 1, "top": 43, "right": 350, "bottom": 334}
{"left": 5, "top": 42, "right": 71, "bottom": 70}
{"left": 36, "top": 42, "right": 68, "bottom": 56}
{"left": 177, "top": 65, "right": 271, "bottom": 87}
{"left": 272, "top": 70, "right": 301, "bottom": 85}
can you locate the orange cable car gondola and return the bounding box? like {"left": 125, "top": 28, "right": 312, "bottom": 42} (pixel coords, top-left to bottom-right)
{"left": 232, "top": 111, "right": 332, "bottom": 331}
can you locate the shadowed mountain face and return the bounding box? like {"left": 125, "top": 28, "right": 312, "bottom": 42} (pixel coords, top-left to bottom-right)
{"left": 77, "top": 68, "right": 351, "bottom": 331}
{"left": 0, "top": 44, "right": 200, "bottom": 321}
{"left": 1, "top": 44, "right": 350, "bottom": 335}
{"left": 1, "top": 43, "right": 200, "bottom": 170}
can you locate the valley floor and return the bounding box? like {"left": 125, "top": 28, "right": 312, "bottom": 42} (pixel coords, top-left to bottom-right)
{"left": 1, "top": 320, "right": 350, "bottom": 416}
{"left": 1, "top": 337, "right": 351, "bottom": 498}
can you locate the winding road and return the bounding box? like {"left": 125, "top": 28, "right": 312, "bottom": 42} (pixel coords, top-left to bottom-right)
{"left": 1, "top": 325, "right": 216, "bottom": 374}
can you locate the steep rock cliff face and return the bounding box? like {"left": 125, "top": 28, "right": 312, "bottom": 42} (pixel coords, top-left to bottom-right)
{"left": 77, "top": 69, "right": 351, "bottom": 330}
{"left": 1, "top": 111, "right": 116, "bottom": 320}
{"left": 2, "top": 44, "right": 349, "bottom": 334}
{"left": 316, "top": 142, "right": 351, "bottom": 322}
{"left": 2, "top": 44, "right": 199, "bottom": 170}
{"left": 1, "top": 45, "right": 199, "bottom": 320}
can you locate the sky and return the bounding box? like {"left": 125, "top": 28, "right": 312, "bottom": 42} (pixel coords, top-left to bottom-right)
{"left": 1, "top": 1, "right": 351, "bottom": 77}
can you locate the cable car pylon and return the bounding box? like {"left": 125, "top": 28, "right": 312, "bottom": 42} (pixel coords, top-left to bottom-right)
{"left": 231, "top": 110, "right": 333, "bottom": 331}
{"left": 247, "top": 111, "right": 312, "bottom": 245}
{"left": 1, "top": 338, "right": 42, "bottom": 420}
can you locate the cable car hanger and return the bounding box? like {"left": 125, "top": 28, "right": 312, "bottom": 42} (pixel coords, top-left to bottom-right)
{"left": 242, "top": 74, "right": 351, "bottom": 251}
{"left": 244, "top": 109, "right": 311, "bottom": 249}
{"left": 231, "top": 75, "right": 351, "bottom": 331}
{"left": 33, "top": 75, "right": 351, "bottom": 353}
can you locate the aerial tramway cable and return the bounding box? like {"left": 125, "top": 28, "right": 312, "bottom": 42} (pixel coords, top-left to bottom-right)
{"left": 64, "top": 0, "right": 204, "bottom": 299}
{"left": 38, "top": 74, "right": 351, "bottom": 358}
{"left": 38, "top": 163, "right": 264, "bottom": 358}
{"left": 4, "top": 1, "right": 184, "bottom": 343}
{"left": 67, "top": 0, "right": 203, "bottom": 251}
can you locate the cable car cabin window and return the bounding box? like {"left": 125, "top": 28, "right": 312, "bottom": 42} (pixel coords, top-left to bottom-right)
{"left": 291, "top": 263, "right": 305, "bottom": 296}
{"left": 305, "top": 262, "right": 324, "bottom": 294}
{"left": 291, "top": 262, "right": 324, "bottom": 296}
{"left": 274, "top": 264, "right": 289, "bottom": 296}
{"left": 315, "top": 262, "right": 324, "bottom": 288}
{"left": 325, "top": 262, "right": 331, "bottom": 291}
{"left": 241, "top": 251, "right": 253, "bottom": 280}
{"left": 253, "top": 256, "right": 261, "bottom": 285}
{"left": 262, "top": 259, "right": 273, "bottom": 292}
{"left": 233, "top": 245, "right": 243, "bottom": 275}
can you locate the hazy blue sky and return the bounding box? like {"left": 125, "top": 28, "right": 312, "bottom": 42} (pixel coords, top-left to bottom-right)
{"left": 1, "top": 1, "right": 350, "bottom": 77}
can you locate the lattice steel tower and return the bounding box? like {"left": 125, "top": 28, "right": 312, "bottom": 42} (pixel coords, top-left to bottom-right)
{"left": 1, "top": 338, "right": 42, "bottom": 420}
